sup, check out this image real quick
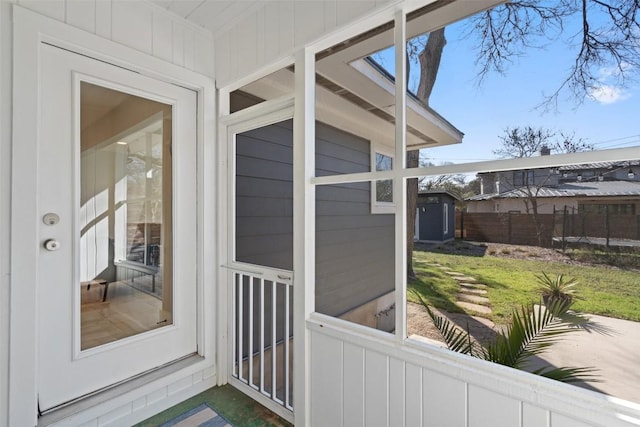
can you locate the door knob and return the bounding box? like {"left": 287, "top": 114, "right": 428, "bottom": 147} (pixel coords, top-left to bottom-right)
{"left": 44, "top": 239, "right": 60, "bottom": 251}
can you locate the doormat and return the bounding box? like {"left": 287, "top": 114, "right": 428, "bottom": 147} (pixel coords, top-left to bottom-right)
{"left": 160, "top": 403, "right": 233, "bottom": 427}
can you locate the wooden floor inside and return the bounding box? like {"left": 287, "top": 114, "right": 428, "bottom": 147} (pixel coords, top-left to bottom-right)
{"left": 81, "top": 281, "right": 170, "bottom": 350}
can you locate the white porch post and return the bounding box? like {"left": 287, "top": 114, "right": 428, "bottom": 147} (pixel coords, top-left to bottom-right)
{"left": 293, "top": 47, "right": 315, "bottom": 427}
{"left": 394, "top": 9, "right": 408, "bottom": 340}
{"left": 216, "top": 86, "right": 230, "bottom": 386}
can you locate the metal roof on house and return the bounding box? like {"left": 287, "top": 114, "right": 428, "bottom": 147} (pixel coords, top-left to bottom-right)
{"left": 467, "top": 180, "right": 640, "bottom": 201}
{"left": 559, "top": 161, "right": 640, "bottom": 171}
{"left": 477, "top": 160, "right": 640, "bottom": 174}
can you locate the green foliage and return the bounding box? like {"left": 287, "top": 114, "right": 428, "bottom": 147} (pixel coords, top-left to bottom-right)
{"left": 407, "top": 261, "right": 465, "bottom": 314}
{"left": 536, "top": 272, "right": 579, "bottom": 298}
{"left": 411, "top": 249, "right": 640, "bottom": 322}
{"left": 535, "top": 272, "right": 581, "bottom": 313}
{"left": 416, "top": 293, "right": 598, "bottom": 384}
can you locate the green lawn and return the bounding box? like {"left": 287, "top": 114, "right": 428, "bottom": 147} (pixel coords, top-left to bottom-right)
{"left": 409, "top": 248, "right": 640, "bottom": 323}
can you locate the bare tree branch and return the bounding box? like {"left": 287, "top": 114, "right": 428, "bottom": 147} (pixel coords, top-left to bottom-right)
{"left": 467, "top": 1, "right": 574, "bottom": 82}
{"left": 493, "top": 126, "right": 594, "bottom": 158}
{"left": 462, "top": 0, "right": 640, "bottom": 109}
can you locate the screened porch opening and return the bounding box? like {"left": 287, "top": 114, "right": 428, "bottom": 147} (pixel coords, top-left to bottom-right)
{"left": 223, "top": 1, "right": 640, "bottom": 424}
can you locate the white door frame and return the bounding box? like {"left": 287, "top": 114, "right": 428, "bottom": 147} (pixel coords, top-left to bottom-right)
{"left": 217, "top": 98, "right": 294, "bottom": 376}
{"left": 10, "top": 7, "right": 215, "bottom": 425}
{"left": 218, "top": 96, "right": 295, "bottom": 422}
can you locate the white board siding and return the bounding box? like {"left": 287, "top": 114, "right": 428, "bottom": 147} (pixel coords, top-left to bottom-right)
{"left": 152, "top": 11, "right": 174, "bottom": 62}
{"left": 95, "top": 0, "right": 112, "bottom": 39}
{"left": 388, "top": 358, "right": 404, "bottom": 426}
{"left": 343, "top": 342, "right": 365, "bottom": 426}
{"left": 423, "top": 368, "right": 466, "bottom": 426}
{"left": 112, "top": 0, "right": 153, "bottom": 53}
{"left": 65, "top": 0, "right": 95, "bottom": 33}
{"left": 294, "top": 1, "right": 326, "bottom": 47}
{"left": 14, "top": 0, "right": 214, "bottom": 77}
{"left": 214, "top": 0, "right": 394, "bottom": 88}
{"left": 468, "top": 385, "right": 520, "bottom": 427}
{"left": 309, "top": 316, "right": 640, "bottom": 427}
{"left": 311, "top": 331, "right": 343, "bottom": 426}
{"left": 524, "top": 403, "right": 551, "bottom": 427}
{"left": 16, "top": 0, "right": 65, "bottom": 21}
{"left": 364, "top": 349, "right": 389, "bottom": 427}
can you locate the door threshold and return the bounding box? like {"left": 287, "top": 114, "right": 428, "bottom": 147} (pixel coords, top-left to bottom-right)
{"left": 38, "top": 353, "right": 203, "bottom": 426}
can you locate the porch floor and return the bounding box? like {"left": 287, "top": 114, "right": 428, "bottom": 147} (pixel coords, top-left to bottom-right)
{"left": 135, "top": 385, "right": 293, "bottom": 427}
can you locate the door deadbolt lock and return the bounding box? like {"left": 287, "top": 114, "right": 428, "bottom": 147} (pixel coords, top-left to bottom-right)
{"left": 44, "top": 239, "right": 60, "bottom": 251}
{"left": 43, "top": 213, "right": 60, "bottom": 225}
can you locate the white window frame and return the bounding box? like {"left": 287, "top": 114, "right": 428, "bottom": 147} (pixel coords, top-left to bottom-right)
{"left": 371, "top": 143, "right": 395, "bottom": 214}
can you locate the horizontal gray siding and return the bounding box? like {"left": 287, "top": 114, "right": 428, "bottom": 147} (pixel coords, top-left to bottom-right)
{"left": 315, "top": 124, "right": 370, "bottom": 177}
{"left": 315, "top": 126, "right": 395, "bottom": 318}
{"left": 235, "top": 119, "right": 395, "bottom": 318}
{"left": 235, "top": 120, "right": 294, "bottom": 271}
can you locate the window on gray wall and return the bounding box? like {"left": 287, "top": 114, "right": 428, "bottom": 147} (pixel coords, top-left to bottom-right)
{"left": 375, "top": 152, "right": 393, "bottom": 203}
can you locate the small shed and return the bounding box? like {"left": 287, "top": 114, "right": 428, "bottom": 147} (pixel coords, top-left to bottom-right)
{"left": 415, "top": 190, "right": 459, "bottom": 242}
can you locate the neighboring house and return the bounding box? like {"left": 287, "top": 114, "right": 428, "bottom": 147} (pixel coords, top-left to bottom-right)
{"left": 2, "top": 1, "right": 639, "bottom": 427}
{"left": 468, "top": 161, "right": 640, "bottom": 214}
{"left": 415, "top": 190, "right": 459, "bottom": 242}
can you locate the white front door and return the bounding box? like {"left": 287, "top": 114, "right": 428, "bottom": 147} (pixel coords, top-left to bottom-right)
{"left": 36, "top": 44, "right": 198, "bottom": 411}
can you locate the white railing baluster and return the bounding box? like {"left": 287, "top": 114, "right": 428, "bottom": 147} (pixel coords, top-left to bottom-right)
{"left": 260, "top": 278, "right": 266, "bottom": 395}
{"left": 227, "top": 266, "right": 293, "bottom": 413}
{"left": 272, "top": 279, "right": 277, "bottom": 401}
{"left": 232, "top": 273, "right": 237, "bottom": 377}
{"left": 285, "top": 282, "right": 291, "bottom": 410}
{"left": 248, "top": 276, "right": 255, "bottom": 389}
{"left": 273, "top": 281, "right": 284, "bottom": 406}
{"left": 238, "top": 274, "right": 244, "bottom": 382}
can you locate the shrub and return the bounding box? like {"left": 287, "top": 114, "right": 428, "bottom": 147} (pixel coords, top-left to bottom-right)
{"left": 536, "top": 272, "right": 580, "bottom": 314}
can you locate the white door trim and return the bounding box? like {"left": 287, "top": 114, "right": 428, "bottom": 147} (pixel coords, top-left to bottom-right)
{"left": 10, "top": 6, "right": 215, "bottom": 425}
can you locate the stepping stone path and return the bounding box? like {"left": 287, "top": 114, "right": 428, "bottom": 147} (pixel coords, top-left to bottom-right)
{"left": 430, "top": 264, "right": 492, "bottom": 316}
{"left": 456, "top": 301, "right": 492, "bottom": 315}
{"left": 451, "top": 275, "right": 478, "bottom": 282}
{"left": 460, "top": 287, "right": 487, "bottom": 296}
{"left": 456, "top": 293, "right": 489, "bottom": 305}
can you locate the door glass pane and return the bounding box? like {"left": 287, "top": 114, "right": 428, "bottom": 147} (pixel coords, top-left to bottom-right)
{"left": 80, "top": 81, "right": 173, "bottom": 350}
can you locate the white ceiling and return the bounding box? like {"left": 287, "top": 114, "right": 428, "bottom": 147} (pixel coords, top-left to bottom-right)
{"left": 149, "top": 0, "right": 262, "bottom": 36}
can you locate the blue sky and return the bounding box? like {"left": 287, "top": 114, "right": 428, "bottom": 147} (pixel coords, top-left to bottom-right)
{"left": 375, "top": 12, "right": 640, "bottom": 164}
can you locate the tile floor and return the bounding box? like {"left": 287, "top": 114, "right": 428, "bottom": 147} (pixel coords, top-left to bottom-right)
{"left": 136, "top": 385, "right": 293, "bottom": 427}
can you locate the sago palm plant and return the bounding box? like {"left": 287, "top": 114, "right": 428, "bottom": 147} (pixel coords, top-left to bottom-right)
{"left": 535, "top": 272, "right": 581, "bottom": 314}
{"left": 416, "top": 294, "right": 597, "bottom": 384}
